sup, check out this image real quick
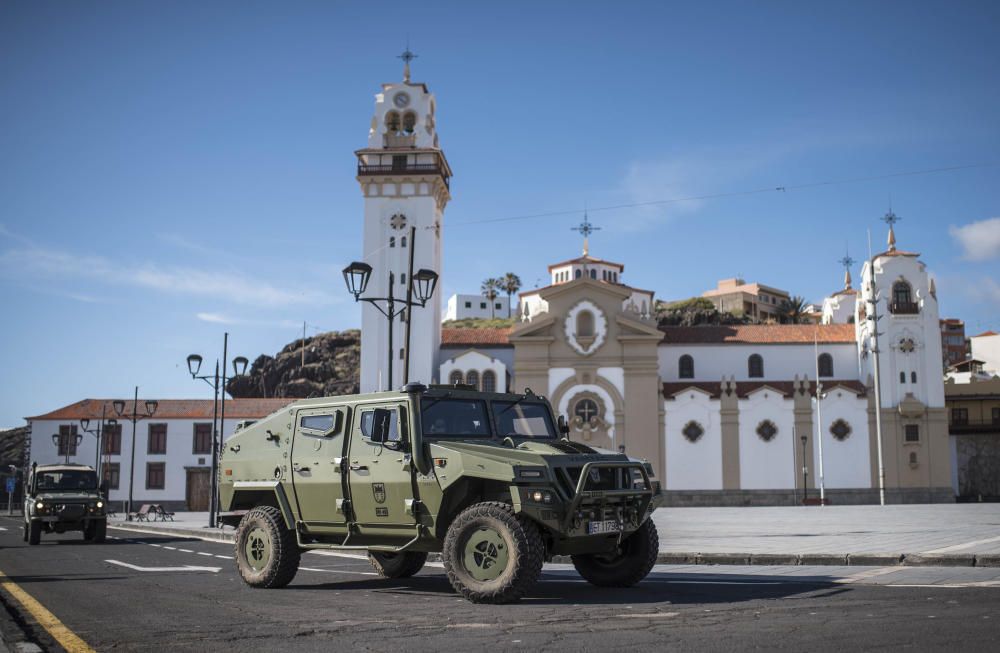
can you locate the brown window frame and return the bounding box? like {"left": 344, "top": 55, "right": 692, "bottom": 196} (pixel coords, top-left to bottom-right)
{"left": 57, "top": 425, "right": 79, "bottom": 456}
{"left": 904, "top": 424, "right": 920, "bottom": 443}
{"left": 193, "top": 423, "right": 213, "bottom": 455}
{"left": 102, "top": 423, "right": 122, "bottom": 455}
{"left": 951, "top": 408, "right": 968, "bottom": 426}
{"left": 146, "top": 462, "right": 166, "bottom": 490}
{"left": 102, "top": 463, "right": 121, "bottom": 490}
{"left": 148, "top": 423, "right": 167, "bottom": 455}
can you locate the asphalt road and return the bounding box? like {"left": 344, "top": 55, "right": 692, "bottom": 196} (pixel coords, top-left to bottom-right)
{"left": 0, "top": 518, "right": 998, "bottom": 652}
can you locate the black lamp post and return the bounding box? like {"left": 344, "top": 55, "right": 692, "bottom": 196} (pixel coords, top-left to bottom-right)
{"left": 78, "top": 404, "right": 112, "bottom": 478}
{"left": 343, "top": 228, "right": 438, "bottom": 390}
{"left": 186, "top": 332, "right": 248, "bottom": 529}
{"left": 801, "top": 433, "right": 809, "bottom": 504}
{"left": 113, "top": 388, "right": 158, "bottom": 518}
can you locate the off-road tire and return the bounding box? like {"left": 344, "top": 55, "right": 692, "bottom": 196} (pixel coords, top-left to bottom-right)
{"left": 442, "top": 502, "right": 544, "bottom": 604}
{"left": 571, "top": 518, "right": 659, "bottom": 587}
{"left": 22, "top": 520, "right": 28, "bottom": 542}
{"left": 84, "top": 519, "right": 107, "bottom": 543}
{"left": 28, "top": 520, "right": 41, "bottom": 546}
{"left": 235, "top": 506, "right": 300, "bottom": 589}
{"left": 368, "top": 551, "right": 428, "bottom": 579}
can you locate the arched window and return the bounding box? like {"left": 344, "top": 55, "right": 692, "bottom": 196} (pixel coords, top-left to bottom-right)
{"left": 891, "top": 281, "right": 916, "bottom": 313}
{"left": 389, "top": 236, "right": 395, "bottom": 248}
{"left": 590, "top": 269, "right": 596, "bottom": 279}
{"left": 482, "top": 370, "right": 497, "bottom": 393}
{"left": 465, "top": 370, "right": 479, "bottom": 390}
{"left": 748, "top": 354, "right": 764, "bottom": 378}
{"left": 575, "top": 269, "right": 582, "bottom": 279}
{"left": 402, "top": 112, "right": 417, "bottom": 134}
{"left": 401, "top": 235, "right": 407, "bottom": 247}
{"left": 911, "top": 371, "right": 917, "bottom": 383}
{"left": 576, "top": 310, "right": 595, "bottom": 337}
{"left": 900, "top": 371, "right": 906, "bottom": 384}
{"left": 818, "top": 353, "right": 833, "bottom": 378}
{"left": 679, "top": 354, "right": 694, "bottom": 379}
{"left": 449, "top": 370, "right": 463, "bottom": 385}
{"left": 385, "top": 111, "right": 401, "bottom": 132}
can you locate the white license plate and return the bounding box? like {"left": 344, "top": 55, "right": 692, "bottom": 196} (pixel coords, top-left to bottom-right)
{"left": 587, "top": 520, "right": 620, "bottom": 535}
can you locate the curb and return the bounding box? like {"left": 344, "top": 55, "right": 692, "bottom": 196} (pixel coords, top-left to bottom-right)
{"left": 0, "top": 593, "right": 42, "bottom": 653}
{"left": 105, "top": 522, "right": 1000, "bottom": 568}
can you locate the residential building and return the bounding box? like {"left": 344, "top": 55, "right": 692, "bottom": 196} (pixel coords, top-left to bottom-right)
{"left": 940, "top": 319, "right": 967, "bottom": 369}
{"left": 970, "top": 331, "right": 1000, "bottom": 376}
{"left": 701, "top": 278, "right": 791, "bottom": 323}
{"left": 443, "top": 293, "right": 510, "bottom": 321}
{"left": 946, "top": 378, "right": 1000, "bottom": 500}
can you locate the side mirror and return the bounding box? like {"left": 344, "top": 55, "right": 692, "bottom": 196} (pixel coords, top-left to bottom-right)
{"left": 557, "top": 415, "right": 570, "bottom": 435}
{"left": 370, "top": 408, "right": 392, "bottom": 444}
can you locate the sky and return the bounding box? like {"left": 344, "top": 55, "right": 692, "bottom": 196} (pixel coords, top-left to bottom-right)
{"left": 2, "top": 1, "right": 999, "bottom": 427}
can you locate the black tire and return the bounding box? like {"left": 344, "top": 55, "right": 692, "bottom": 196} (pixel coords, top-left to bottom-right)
{"left": 22, "top": 520, "right": 27, "bottom": 542}
{"left": 234, "top": 506, "right": 300, "bottom": 589}
{"left": 442, "top": 502, "right": 544, "bottom": 604}
{"left": 91, "top": 520, "right": 107, "bottom": 543}
{"left": 368, "top": 551, "right": 427, "bottom": 579}
{"left": 571, "top": 518, "right": 659, "bottom": 588}
{"left": 28, "top": 520, "right": 41, "bottom": 546}
{"left": 83, "top": 522, "right": 94, "bottom": 541}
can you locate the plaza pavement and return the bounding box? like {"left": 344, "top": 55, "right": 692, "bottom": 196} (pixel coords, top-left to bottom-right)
{"left": 107, "top": 503, "right": 1000, "bottom": 567}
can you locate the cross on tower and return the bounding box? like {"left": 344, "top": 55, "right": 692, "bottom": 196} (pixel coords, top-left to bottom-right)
{"left": 839, "top": 249, "right": 855, "bottom": 290}
{"left": 882, "top": 209, "right": 901, "bottom": 252}
{"left": 398, "top": 46, "right": 417, "bottom": 83}
{"left": 571, "top": 212, "right": 601, "bottom": 256}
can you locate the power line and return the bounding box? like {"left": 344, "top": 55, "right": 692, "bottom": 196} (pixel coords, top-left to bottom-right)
{"left": 451, "top": 162, "right": 998, "bottom": 227}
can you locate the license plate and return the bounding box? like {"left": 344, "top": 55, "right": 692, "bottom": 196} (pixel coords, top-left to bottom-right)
{"left": 587, "top": 520, "right": 620, "bottom": 535}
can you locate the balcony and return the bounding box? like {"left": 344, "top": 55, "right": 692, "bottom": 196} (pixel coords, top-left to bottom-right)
{"left": 383, "top": 133, "right": 417, "bottom": 148}
{"left": 948, "top": 417, "right": 1000, "bottom": 434}
{"left": 357, "top": 162, "right": 449, "bottom": 189}
{"left": 889, "top": 301, "right": 919, "bottom": 315}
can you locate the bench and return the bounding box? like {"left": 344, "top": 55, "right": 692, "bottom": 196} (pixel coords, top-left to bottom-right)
{"left": 152, "top": 505, "right": 175, "bottom": 522}
{"left": 129, "top": 504, "right": 154, "bottom": 522}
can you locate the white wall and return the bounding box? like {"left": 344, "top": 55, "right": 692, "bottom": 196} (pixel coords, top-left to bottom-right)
{"left": 738, "top": 390, "right": 796, "bottom": 489}
{"left": 659, "top": 343, "right": 858, "bottom": 383}
{"left": 443, "top": 293, "right": 511, "bottom": 321}
{"left": 812, "top": 390, "right": 871, "bottom": 489}
{"left": 971, "top": 334, "right": 1000, "bottom": 375}
{"left": 28, "top": 417, "right": 248, "bottom": 505}
{"left": 439, "top": 350, "right": 507, "bottom": 392}
{"left": 663, "top": 392, "right": 722, "bottom": 490}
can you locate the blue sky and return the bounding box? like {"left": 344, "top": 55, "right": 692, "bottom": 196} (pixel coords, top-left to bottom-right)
{"left": 2, "top": 1, "right": 999, "bottom": 427}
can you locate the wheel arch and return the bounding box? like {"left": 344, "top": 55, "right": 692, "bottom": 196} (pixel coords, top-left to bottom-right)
{"left": 434, "top": 477, "right": 514, "bottom": 541}
{"left": 228, "top": 482, "right": 296, "bottom": 530}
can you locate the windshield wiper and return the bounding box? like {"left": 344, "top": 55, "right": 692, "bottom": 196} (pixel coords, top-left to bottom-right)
{"left": 498, "top": 395, "right": 528, "bottom": 415}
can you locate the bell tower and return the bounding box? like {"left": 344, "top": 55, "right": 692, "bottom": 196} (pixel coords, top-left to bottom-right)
{"left": 356, "top": 50, "right": 452, "bottom": 392}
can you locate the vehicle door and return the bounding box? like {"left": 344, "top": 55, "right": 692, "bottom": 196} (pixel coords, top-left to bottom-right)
{"left": 346, "top": 401, "right": 415, "bottom": 537}
{"left": 290, "top": 405, "right": 350, "bottom": 536}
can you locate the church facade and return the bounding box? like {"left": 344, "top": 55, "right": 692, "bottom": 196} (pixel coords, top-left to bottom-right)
{"left": 355, "top": 64, "right": 952, "bottom": 505}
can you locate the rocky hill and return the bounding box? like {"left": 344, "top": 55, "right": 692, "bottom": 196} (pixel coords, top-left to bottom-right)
{"left": 0, "top": 426, "right": 29, "bottom": 469}
{"left": 227, "top": 329, "right": 361, "bottom": 399}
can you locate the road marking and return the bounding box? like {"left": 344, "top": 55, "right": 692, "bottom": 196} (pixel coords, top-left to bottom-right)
{"left": 923, "top": 535, "right": 1000, "bottom": 554}
{"left": 162, "top": 546, "right": 177, "bottom": 550}
{"left": 0, "top": 527, "right": 7, "bottom": 531}
{"left": 178, "top": 549, "right": 194, "bottom": 553}
{"left": 0, "top": 568, "right": 96, "bottom": 653}
{"left": 197, "top": 552, "right": 214, "bottom": 557}
{"left": 214, "top": 555, "right": 230, "bottom": 560}
{"left": 307, "top": 550, "right": 370, "bottom": 561}
{"left": 105, "top": 560, "right": 221, "bottom": 573}
{"left": 834, "top": 567, "right": 902, "bottom": 584}
{"left": 148, "top": 543, "right": 162, "bottom": 547}
{"left": 300, "top": 567, "right": 378, "bottom": 576}
{"left": 618, "top": 612, "right": 679, "bottom": 618}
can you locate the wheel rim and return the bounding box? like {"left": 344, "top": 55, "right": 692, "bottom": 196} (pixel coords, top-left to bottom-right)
{"left": 462, "top": 527, "right": 509, "bottom": 582}
{"left": 245, "top": 527, "right": 271, "bottom": 572}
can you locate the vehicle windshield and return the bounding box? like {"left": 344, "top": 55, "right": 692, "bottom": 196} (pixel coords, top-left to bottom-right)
{"left": 35, "top": 470, "right": 98, "bottom": 492}
{"left": 493, "top": 401, "right": 558, "bottom": 439}
{"left": 422, "top": 398, "right": 492, "bottom": 438}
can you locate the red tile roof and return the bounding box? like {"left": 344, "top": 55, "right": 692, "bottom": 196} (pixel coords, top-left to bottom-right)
{"left": 662, "top": 380, "right": 867, "bottom": 399}
{"left": 660, "top": 324, "right": 856, "bottom": 345}
{"left": 440, "top": 327, "right": 513, "bottom": 347}
{"left": 972, "top": 330, "right": 999, "bottom": 338}
{"left": 27, "top": 398, "right": 296, "bottom": 421}
{"left": 547, "top": 255, "right": 624, "bottom": 272}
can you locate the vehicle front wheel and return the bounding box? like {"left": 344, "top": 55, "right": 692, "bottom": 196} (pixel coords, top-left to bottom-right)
{"left": 442, "top": 502, "right": 544, "bottom": 604}
{"left": 368, "top": 551, "right": 427, "bottom": 578}
{"left": 235, "top": 506, "right": 300, "bottom": 589}
{"left": 28, "top": 520, "right": 41, "bottom": 546}
{"left": 22, "top": 520, "right": 28, "bottom": 542}
{"left": 571, "top": 518, "right": 659, "bottom": 587}
{"left": 84, "top": 520, "right": 107, "bottom": 543}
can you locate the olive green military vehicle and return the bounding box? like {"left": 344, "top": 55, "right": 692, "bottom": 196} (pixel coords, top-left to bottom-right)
{"left": 23, "top": 463, "right": 107, "bottom": 545}
{"left": 219, "top": 384, "right": 663, "bottom": 603}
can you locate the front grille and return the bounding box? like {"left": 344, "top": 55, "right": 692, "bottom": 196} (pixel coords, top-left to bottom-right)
{"left": 556, "top": 466, "right": 630, "bottom": 498}
{"left": 56, "top": 504, "right": 86, "bottom": 519}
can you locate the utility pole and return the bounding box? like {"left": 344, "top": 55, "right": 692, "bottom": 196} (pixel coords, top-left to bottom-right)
{"left": 868, "top": 229, "right": 887, "bottom": 506}
{"left": 813, "top": 333, "right": 826, "bottom": 505}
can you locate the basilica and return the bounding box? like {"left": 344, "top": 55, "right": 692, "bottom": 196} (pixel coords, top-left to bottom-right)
{"left": 356, "top": 62, "right": 951, "bottom": 505}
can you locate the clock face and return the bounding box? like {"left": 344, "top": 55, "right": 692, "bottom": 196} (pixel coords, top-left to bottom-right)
{"left": 393, "top": 92, "right": 411, "bottom": 108}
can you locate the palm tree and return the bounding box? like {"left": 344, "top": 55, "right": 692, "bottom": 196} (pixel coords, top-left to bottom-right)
{"left": 776, "top": 295, "right": 808, "bottom": 324}
{"left": 501, "top": 272, "right": 522, "bottom": 318}
{"left": 481, "top": 277, "right": 502, "bottom": 319}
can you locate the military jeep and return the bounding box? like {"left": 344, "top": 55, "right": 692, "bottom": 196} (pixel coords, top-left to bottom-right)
{"left": 219, "top": 384, "right": 663, "bottom": 603}
{"left": 23, "top": 463, "right": 107, "bottom": 545}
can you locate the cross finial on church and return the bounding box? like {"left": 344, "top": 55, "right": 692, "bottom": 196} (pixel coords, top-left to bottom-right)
{"left": 571, "top": 211, "right": 600, "bottom": 255}
{"left": 839, "top": 249, "right": 855, "bottom": 290}
{"left": 398, "top": 46, "right": 417, "bottom": 83}
{"left": 882, "top": 210, "right": 901, "bottom": 252}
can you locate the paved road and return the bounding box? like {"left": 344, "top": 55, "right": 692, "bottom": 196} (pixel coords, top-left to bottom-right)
{"left": 1, "top": 519, "right": 998, "bottom": 652}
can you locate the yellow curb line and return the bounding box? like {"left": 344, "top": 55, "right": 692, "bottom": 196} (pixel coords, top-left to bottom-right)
{"left": 0, "top": 568, "right": 96, "bottom": 653}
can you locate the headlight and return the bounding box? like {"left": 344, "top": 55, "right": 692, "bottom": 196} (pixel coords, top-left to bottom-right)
{"left": 518, "top": 468, "right": 545, "bottom": 479}
{"left": 35, "top": 501, "right": 44, "bottom": 510}
{"left": 96, "top": 501, "right": 104, "bottom": 509}
{"left": 529, "top": 490, "right": 553, "bottom": 504}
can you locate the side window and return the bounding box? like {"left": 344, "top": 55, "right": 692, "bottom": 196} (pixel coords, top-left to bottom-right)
{"left": 299, "top": 410, "right": 344, "bottom": 436}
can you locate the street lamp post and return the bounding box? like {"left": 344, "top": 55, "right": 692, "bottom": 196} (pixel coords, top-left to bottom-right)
{"left": 78, "top": 404, "right": 114, "bottom": 479}
{"left": 113, "top": 387, "right": 158, "bottom": 519}
{"left": 343, "top": 233, "right": 439, "bottom": 390}
{"left": 52, "top": 431, "right": 83, "bottom": 465}
{"left": 801, "top": 433, "right": 809, "bottom": 504}
{"left": 186, "top": 332, "right": 248, "bottom": 529}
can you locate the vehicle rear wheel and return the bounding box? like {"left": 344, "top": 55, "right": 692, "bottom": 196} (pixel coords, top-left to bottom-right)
{"left": 571, "top": 518, "right": 659, "bottom": 587}
{"left": 28, "top": 520, "right": 41, "bottom": 546}
{"left": 442, "top": 502, "right": 544, "bottom": 604}
{"left": 22, "top": 520, "right": 28, "bottom": 542}
{"left": 235, "top": 506, "right": 300, "bottom": 589}
{"left": 368, "top": 551, "right": 427, "bottom": 579}
{"left": 88, "top": 519, "right": 107, "bottom": 543}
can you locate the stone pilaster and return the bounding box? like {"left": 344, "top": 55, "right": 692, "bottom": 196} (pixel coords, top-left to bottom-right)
{"left": 793, "top": 375, "right": 815, "bottom": 490}
{"left": 719, "top": 376, "right": 740, "bottom": 490}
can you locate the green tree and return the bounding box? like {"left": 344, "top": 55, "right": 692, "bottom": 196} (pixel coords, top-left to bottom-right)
{"left": 481, "top": 277, "right": 502, "bottom": 319}
{"left": 776, "top": 295, "right": 809, "bottom": 324}
{"left": 501, "top": 272, "right": 522, "bottom": 318}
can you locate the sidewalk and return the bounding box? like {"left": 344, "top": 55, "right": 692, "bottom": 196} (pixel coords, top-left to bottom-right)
{"left": 107, "top": 504, "right": 1000, "bottom": 567}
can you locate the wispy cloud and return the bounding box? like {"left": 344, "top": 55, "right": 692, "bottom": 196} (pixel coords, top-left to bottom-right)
{"left": 156, "top": 232, "right": 229, "bottom": 258}
{"left": 0, "top": 241, "right": 339, "bottom": 308}
{"left": 196, "top": 312, "right": 302, "bottom": 328}
{"left": 950, "top": 217, "right": 1000, "bottom": 261}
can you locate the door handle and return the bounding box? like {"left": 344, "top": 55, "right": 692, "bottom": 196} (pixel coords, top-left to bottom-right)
{"left": 293, "top": 464, "right": 310, "bottom": 473}
{"left": 349, "top": 464, "right": 368, "bottom": 471}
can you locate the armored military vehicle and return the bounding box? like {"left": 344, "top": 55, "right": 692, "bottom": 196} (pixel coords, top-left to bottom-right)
{"left": 220, "top": 384, "right": 663, "bottom": 603}
{"left": 23, "top": 463, "right": 107, "bottom": 545}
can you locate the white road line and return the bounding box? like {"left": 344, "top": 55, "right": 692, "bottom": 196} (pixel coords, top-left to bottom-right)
{"left": 214, "top": 555, "right": 230, "bottom": 560}
{"left": 834, "top": 567, "right": 902, "bottom": 584}
{"left": 0, "top": 527, "right": 6, "bottom": 531}
{"left": 923, "top": 535, "right": 1000, "bottom": 554}
{"left": 299, "top": 567, "right": 378, "bottom": 576}
{"left": 307, "top": 550, "right": 370, "bottom": 561}
{"left": 178, "top": 549, "right": 194, "bottom": 553}
{"left": 162, "top": 546, "right": 177, "bottom": 550}
{"left": 106, "top": 559, "right": 221, "bottom": 573}
{"left": 148, "top": 544, "right": 162, "bottom": 548}
{"left": 618, "top": 612, "right": 679, "bottom": 618}
{"left": 197, "top": 552, "right": 214, "bottom": 557}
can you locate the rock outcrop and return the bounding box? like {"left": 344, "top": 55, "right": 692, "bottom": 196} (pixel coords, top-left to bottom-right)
{"left": 227, "top": 330, "right": 361, "bottom": 399}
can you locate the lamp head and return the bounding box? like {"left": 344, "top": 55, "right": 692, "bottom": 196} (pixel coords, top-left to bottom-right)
{"left": 232, "top": 356, "right": 249, "bottom": 377}
{"left": 187, "top": 354, "right": 203, "bottom": 377}
{"left": 412, "top": 268, "right": 439, "bottom": 303}
{"left": 112, "top": 400, "right": 125, "bottom": 416}
{"left": 80, "top": 418, "right": 90, "bottom": 432}
{"left": 145, "top": 400, "right": 158, "bottom": 417}
{"left": 342, "top": 261, "right": 372, "bottom": 299}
